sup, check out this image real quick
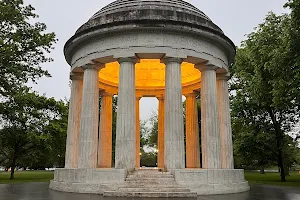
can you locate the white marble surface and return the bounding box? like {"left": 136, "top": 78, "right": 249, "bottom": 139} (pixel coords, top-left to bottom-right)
{"left": 198, "top": 67, "right": 221, "bottom": 169}
{"left": 164, "top": 58, "right": 185, "bottom": 170}
{"left": 78, "top": 66, "right": 100, "bottom": 168}
{"left": 50, "top": 168, "right": 126, "bottom": 194}
{"left": 115, "top": 59, "right": 136, "bottom": 170}
{"left": 174, "top": 169, "right": 250, "bottom": 195}
{"left": 217, "top": 75, "right": 234, "bottom": 169}
{"left": 69, "top": 31, "right": 231, "bottom": 71}
{"left": 65, "top": 75, "right": 83, "bottom": 168}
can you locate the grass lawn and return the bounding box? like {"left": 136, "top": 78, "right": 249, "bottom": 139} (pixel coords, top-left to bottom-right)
{"left": 245, "top": 171, "right": 300, "bottom": 187}
{"left": 0, "top": 171, "right": 54, "bottom": 184}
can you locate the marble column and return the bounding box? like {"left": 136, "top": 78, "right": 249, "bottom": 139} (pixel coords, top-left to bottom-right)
{"left": 136, "top": 97, "right": 141, "bottom": 169}
{"left": 217, "top": 74, "right": 234, "bottom": 169}
{"left": 115, "top": 58, "right": 136, "bottom": 170}
{"left": 98, "top": 93, "right": 113, "bottom": 168}
{"left": 164, "top": 57, "right": 185, "bottom": 170}
{"left": 65, "top": 73, "right": 83, "bottom": 169}
{"left": 197, "top": 65, "right": 221, "bottom": 169}
{"left": 185, "top": 92, "right": 201, "bottom": 168}
{"left": 78, "top": 64, "right": 101, "bottom": 169}
{"left": 157, "top": 96, "right": 165, "bottom": 169}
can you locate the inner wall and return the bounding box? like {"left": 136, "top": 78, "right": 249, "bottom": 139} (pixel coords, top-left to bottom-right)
{"left": 99, "top": 59, "right": 201, "bottom": 88}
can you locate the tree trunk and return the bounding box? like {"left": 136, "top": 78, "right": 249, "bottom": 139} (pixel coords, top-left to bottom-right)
{"left": 278, "top": 150, "right": 286, "bottom": 182}
{"left": 10, "top": 166, "right": 15, "bottom": 180}
{"left": 267, "top": 108, "right": 286, "bottom": 182}
{"left": 284, "top": 165, "right": 290, "bottom": 176}
{"left": 260, "top": 166, "right": 265, "bottom": 174}
{"left": 9, "top": 158, "right": 16, "bottom": 180}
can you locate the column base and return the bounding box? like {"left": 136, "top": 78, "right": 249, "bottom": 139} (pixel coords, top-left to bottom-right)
{"left": 49, "top": 168, "right": 126, "bottom": 194}
{"left": 50, "top": 168, "right": 250, "bottom": 196}
{"left": 174, "top": 169, "right": 250, "bottom": 195}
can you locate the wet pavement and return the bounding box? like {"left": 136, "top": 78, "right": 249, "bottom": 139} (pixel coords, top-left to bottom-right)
{"left": 0, "top": 183, "right": 299, "bottom": 200}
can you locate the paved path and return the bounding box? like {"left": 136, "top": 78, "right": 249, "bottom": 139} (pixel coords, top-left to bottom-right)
{"left": 0, "top": 183, "right": 299, "bottom": 200}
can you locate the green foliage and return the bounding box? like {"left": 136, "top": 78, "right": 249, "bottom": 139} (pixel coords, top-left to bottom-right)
{"left": 285, "top": 0, "right": 300, "bottom": 86}
{"left": 39, "top": 100, "right": 68, "bottom": 168}
{"left": 147, "top": 112, "right": 158, "bottom": 148}
{"left": 0, "top": 0, "right": 56, "bottom": 95}
{"left": 231, "top": 11, "right": 300, "bottom": 182}
{"left": 0, "top": 88, "right": 68, "bottom": 179}
{"left": 140, "top": 152, "right": 157, "bottom": 167}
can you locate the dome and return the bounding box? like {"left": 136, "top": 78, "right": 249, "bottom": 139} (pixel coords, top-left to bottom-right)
{"left": 75, "top": 0, "right": 224, "bottom": 34}
{"left": 64, "top": 0, "right": 236, "bottom": 98}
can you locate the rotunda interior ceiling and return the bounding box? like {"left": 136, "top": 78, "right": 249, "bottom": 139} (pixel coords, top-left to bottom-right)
{"left": 99, "top": 59, "right": 201, "bottom": 89}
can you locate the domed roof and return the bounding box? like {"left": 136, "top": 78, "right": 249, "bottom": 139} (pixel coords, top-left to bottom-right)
{"left": 75, "top": 0, "right": 224, "bottom": 34}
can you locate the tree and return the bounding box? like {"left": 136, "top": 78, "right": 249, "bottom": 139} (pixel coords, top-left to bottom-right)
{"left": 147, "top": 112, "right": 158, "bottom": 148}
{"left": 231, "top": 12, "right": 300, "bottom": 182}
{"left": 0, "top": 0, "right": 56, "bottom": 96}
{"left": 232, "top": 118, "right": 277, "bottom": 173}
{"left": 40, "top": 100, "right": 68, "bottom": 168}
{"left": 140, "top": 152, "right": 157, "bottom": 167}
{"left": 285, "top": 0, "right": 300, "bottom": 81}
{"left": 0, "top": 88, "right": 67, "bottom": 179}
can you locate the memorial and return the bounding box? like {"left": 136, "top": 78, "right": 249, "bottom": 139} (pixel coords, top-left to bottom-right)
{"left": 50, "top": 0, "right": 250, "bottom": 197}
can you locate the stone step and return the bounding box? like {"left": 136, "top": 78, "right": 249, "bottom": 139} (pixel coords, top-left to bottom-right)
{"left": 133, "top": 170, "right": 172, "bottom": 175}
{"left": 120, "top": 184, "right": 182, "bottom": 188}
{"left": 124, "top": 179, "right": 177, "bottom": 184}
{"left": 126, "top": 177, "right": 175, "bottom": 181}
{"left": 127, "top": 174, "right": 174, "bottom": 178}
{"left": 118, "top": 187, "right": 191, "bottom": 192}
{"left": 103, "top": 191, "right": 198, "bottom": 198}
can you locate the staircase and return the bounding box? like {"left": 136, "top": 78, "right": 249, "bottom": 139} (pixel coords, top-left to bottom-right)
{"left": 103, "top": 169, "right": 197, "bottom": 198}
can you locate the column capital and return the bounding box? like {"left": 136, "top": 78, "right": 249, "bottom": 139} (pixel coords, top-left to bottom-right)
{"left": 156, "top": 95, "right": 164, "bottom": 101}
{"left": 118, "top": 57, "right": 140, "bottom": 64}
{"left": 100, "top": 92, "right": 113, "bottom": 97}
{"left": 217, "top": 73, "right": 231, "bottom": 81}
{"left": 161, "top": 57, "right": 183, "bottom": 65}
{"left": 185, "top": 92, "right": 198, "bottom": 98}
{"left": 70, "top": 72, "right": 83, "bottom": 80}
{"left": 136, "top": 96, "right": 142, "bottom": 101}
{"left": 82, "top": 62, "right": 105, "bottom": 71}
{"left": 195, "top": 64, "right": 219, "bottom": 72}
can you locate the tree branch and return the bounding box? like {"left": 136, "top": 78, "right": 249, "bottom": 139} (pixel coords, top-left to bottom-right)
{"left": 0, "top": 148, "right": 8, "bottom": 159}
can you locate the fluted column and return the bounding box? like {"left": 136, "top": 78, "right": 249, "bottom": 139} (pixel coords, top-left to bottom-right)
{"left": 98, "top": 93, "right": 113, "bottom": 168}
{"left": 217, "top": 74, "right": 234, "bottom": 169}
{"left": 136, "top": 97, "right": 141, "bottom": 169}
{"left": 65, "top": 73, "right": 83, "bottom": 168}
{"left": 197, "top": 65, "right": 221, "bottom": 169}
{"left": 185, "top": 92, "right": 201, "bottom": 168}
{"left": 157, "top": 96, "right": 165, "bottom": 169}
{"left": 115, "top": 58, "right": 136, "bottom": 170}
{"left": 164, "top": 57, "right": 185, "bottom": 170}
{"left": 78, "top": 64, "right": 101, "bottom": 169}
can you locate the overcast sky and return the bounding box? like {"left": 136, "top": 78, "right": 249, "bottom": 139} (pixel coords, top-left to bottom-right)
{"left": 25, "top": 0, "right": 287, "bottom": 120}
